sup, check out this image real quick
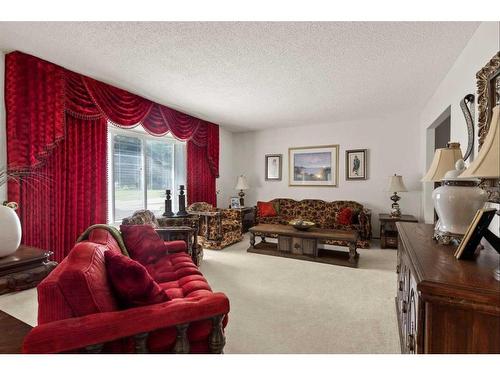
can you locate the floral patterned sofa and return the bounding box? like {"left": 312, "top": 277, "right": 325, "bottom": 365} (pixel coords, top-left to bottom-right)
{"left": 255, "top": 198, "right": 372, "bottom": 248}
{"left": 187, "top": 202, "right": 243, "bottom": 250}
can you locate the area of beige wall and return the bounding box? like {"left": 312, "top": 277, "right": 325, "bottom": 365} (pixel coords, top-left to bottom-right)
{"left": 229, "top": 110, "right": 422, "bottom": 236}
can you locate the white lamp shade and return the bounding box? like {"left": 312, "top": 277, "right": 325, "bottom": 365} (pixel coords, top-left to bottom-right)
{"left": 386, "top": 175, "right": 407, "bottom": 192}
{"left": 422, "top": 142, "right": 463, "bottom": 182}
{"left": 460, "top": 106, "right": 500, "bottom": 179}
{"left": 235, "top": 175, "right": 249, "bottom": 190}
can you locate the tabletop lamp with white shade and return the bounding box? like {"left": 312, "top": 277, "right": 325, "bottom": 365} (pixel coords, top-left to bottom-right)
{"left": 422, "top": 141, "right": 488, "bottom": 245}
{"left": 459, "top": 105, "right": 499, "bottom": 279}
{"left": 386, "top": 174, "right": 408, "bottom": 218}
{"left": 235, "top": 175, "right": 250, "bottom": 207}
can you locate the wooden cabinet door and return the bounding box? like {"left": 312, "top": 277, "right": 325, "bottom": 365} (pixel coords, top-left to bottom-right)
{"left": 278, "top": 236, "right": 292, "bottom": 252}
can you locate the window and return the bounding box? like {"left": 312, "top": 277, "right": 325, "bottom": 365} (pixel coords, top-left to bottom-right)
{"left": 108, "top": 127, "right": 186, "bottom": 223}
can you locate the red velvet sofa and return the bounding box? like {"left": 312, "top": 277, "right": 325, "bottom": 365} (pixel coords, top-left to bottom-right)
{"left": 22, "top": 226, "right": 229, "bottom": 354}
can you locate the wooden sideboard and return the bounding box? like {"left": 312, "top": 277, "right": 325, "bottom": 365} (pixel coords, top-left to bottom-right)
{"left": 396, "top": 222, "right": 500, "bottom": 354}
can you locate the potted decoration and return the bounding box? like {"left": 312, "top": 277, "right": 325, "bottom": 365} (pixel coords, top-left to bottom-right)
{"left": 0, "top": 168, "right": 21, "bottom": 257}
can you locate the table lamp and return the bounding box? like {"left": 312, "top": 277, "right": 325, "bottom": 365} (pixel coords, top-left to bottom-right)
{"left": 235, "top": 175, "right": 249, "bottom": 207}
{"left": 422, "top": 142, "right": 488, "bottom": 245}
{"left": 459, "top": 105, "right": 499, "bottom": 279}
{"left": 386, "top": 175, "right": 408, "bottom": 218}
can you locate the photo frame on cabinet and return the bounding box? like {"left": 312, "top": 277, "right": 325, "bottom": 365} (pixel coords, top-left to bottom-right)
{"left": 265, "top": 154, "right": 282, "bottom": 181}
{"left": 345, "top": 149, "right": 367, "bottom": 180}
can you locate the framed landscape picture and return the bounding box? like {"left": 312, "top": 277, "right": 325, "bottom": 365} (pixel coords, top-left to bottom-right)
{"left": 289, "top": 145, "right": 339, "bottom": 186}
{"left": 345, "top": 149, "right": 367, "bottom": 180}
{"left": 265, "top": 154, "right": 282, "bottom": 181}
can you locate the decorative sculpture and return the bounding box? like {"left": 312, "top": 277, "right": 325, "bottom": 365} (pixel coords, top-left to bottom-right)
{"left": 176, "top": 185, "right": 189, "bottom": 217}
{"left": 460, "top": 93, "right": 475, "bottom": 161}
{"left": 163, "top": 189, "right": 174, "bottom": 217}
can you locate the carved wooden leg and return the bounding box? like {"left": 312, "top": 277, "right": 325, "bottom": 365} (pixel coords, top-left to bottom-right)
{"left": 172, "top": 323, "right": 190, "bottom": 354}
{"left": 209, "top": 315, "right": 226, "bottom": 354}
{"left": 348, "top": 242, "right": 359, "bottom": 264}
{"left": 85, "top": 343, "right": 104, "bottom": 353}
{"left": 134, "top": 332, "right": 149, "bottom": 353}
{"left": 250, "top": 232, "right": 255, "bottom": 247}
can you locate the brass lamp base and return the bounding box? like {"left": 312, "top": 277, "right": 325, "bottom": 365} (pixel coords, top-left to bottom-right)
{"left": 390, "top": 192, "right": 402, "bottom": 217}
{"left": 238, "top": 190, "right": 245, "bottom": 207}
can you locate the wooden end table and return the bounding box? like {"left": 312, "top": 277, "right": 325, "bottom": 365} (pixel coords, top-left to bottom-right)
{"left": 248, "top": 224, "right": 359, "bottom": 267}
{"left": 0, "top": 245, "right": 57, "bottom": 296}
{"left": 379, "top": 213, "right": 417, "bottom": 249}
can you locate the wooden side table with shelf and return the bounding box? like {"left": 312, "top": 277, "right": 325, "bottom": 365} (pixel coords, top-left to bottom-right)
{"left": 379, "top": 213, "right": 417, "bottom": 249}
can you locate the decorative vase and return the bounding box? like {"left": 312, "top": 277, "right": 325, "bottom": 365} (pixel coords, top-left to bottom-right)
{"left": 0, "top": 204, "right": 22, "bottom": 257}
{"left": 432, "top": 161, "right": 488, "bottom": 245}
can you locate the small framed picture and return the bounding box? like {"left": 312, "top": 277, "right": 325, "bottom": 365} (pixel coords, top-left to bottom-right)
{"left": 345, "top": 149, "right": 368, "bottom": 180}
{"left": 230, "top": 197, "right": 241, "bottom": 209}
{"left": 265, "top": 154, "right": 282, "bottom": 181}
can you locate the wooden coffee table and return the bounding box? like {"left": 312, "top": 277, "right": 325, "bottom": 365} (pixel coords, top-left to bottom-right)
{"left": 248, "top": 224, "right": 360, "bottom": 268}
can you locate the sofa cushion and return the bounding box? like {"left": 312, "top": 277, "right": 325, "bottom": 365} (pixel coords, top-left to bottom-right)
{"left": 120, "top": 224, "right": 167, "bottom": 264}
{"left": 277, "top": 198, "right": 300, "bottom": 220}
{"left": 257, "top": 201, "right": 277, "bottom": 217}
{"left": 338, "top": 207, "right": 354, "bottom": 225}
{"left": 58, "top": 242, "right": 119, "bottom": 317}
{"left": 164, "top": 240, "right": 187, "bottom": 253}
{"left": 105, "top": 250, "right": 169, "bottom": 308}
{"left": 145, "top": 252, "right": 202, "bottom": 283}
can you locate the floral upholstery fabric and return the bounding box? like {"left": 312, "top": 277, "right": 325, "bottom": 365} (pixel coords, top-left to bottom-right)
{"left": 255, "top": 198, "right": 371, "bottom": 248}
{"left": 187, "top": 202, "right": 243, "bottom": 250}
{"left": 121, "top": 210, "right": 159, "bottom": 227}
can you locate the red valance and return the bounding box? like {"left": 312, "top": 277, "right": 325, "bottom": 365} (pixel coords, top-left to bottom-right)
{"left": 6, "top": 51, "right": 219, "bottom": 260}
{"left": 6, "top": 51, "right": 219, "bottom": 178}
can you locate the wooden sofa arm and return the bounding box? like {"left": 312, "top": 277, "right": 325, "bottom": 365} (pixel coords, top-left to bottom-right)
{"left": 358, "top": 209, "right": 372, "bottom": 240}
{"left": 23, "top": 293, "right": 230, "bottom": 354}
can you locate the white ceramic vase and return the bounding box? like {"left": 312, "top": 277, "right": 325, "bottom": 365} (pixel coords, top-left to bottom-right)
{"left": 0, "top": 205, "right": 22, "bottom": 257}
{"left": 433, "top": 183, "right": 488, "bottom": 236}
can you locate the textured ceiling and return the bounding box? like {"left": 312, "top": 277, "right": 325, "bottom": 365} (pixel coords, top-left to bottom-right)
{"left": 0, "top": 22, "right": 480, "bottom": 131}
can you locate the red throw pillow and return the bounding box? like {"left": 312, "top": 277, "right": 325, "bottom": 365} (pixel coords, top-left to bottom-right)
{"left": 257, "top": 201, "right": 277, "bottom": 217}
{"left": 120, "top": 224, "right": 167, "bottom": 264}
{"left": 338, "top": 207, "right": 353, "bottom": 226}
{"left": 104, "top": 250, "right": 169, "bottom": 308}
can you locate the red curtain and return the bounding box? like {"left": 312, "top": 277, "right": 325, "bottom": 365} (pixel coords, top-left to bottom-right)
{"left": 187, "top": 124, "right": 219, "bottom": 206}
{"left": 6, "top": 51, "right": 219, "bottom": 261}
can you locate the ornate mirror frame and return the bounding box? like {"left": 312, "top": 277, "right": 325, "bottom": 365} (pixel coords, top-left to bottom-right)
{"left": 476, "top": 51, "right": 500, "bottom": 149}
{"left": 476, "top": 51, "right": 500, "bottom": 203}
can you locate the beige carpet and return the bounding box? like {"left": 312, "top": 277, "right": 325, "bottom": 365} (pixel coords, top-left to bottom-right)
{"left": 0, "top": 235, "right": 400, "bottom": 353}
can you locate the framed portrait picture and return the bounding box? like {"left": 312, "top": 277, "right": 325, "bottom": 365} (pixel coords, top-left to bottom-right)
{"left": 345, "top": 149, "right": 367, "bottom": 180}
{"left": 230, "top": 197, "right": 241, "bottom": 209}
{"left": 265, "top": 154, "right": 282, "bottom": 181}
{"left": 288, "top": 145, "right": 339, "bottom": 186}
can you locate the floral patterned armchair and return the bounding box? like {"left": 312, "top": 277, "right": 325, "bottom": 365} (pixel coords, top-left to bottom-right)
{"left": 187, "top": 202, "right": 243, "bottom": 250}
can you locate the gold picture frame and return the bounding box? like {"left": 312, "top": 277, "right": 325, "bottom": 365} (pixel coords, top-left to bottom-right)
{"left": 288, "top": 145, "right": 339, "bottom": 187}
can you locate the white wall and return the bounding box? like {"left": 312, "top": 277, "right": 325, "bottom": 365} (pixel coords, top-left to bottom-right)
{"left": 419, "top": 22, "right": 500, "bottom": 224}
{"left": 0, "top": 51, "right": 6, "bottom": 202}
{"left": 216, "top": 127, "right": 237, "bottom": 208}
{"left": 230, "top": 110, "right": 422, "bottom": 236}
